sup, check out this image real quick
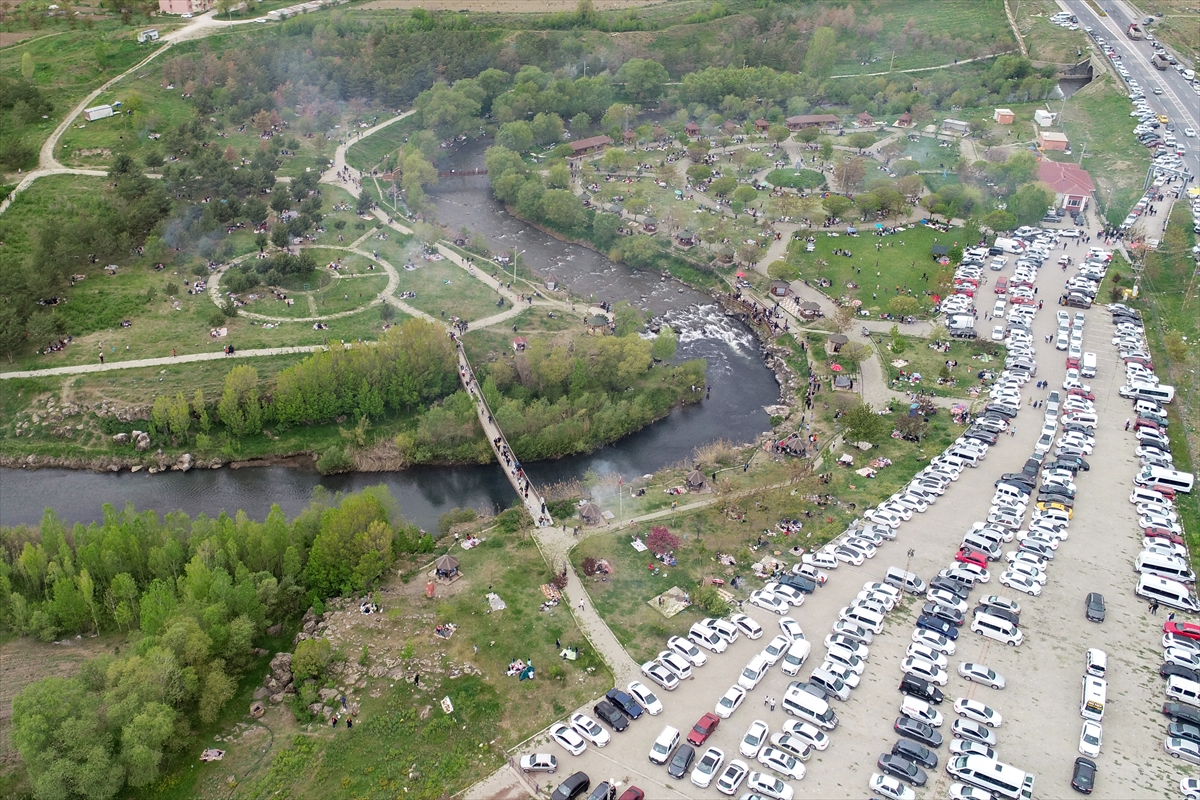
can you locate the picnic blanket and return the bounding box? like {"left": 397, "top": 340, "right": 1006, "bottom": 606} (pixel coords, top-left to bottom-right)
{"left": 630, "top": 538, "right": 648, "bottom": 552}
{"left": 540, "top": 584, "right": 562, "bottom": 601}
{"left": 200, "top": 749, "right": 225, "bottom": 762}
{"left": 486, "top": 592, "right": 507, "bottom": 612}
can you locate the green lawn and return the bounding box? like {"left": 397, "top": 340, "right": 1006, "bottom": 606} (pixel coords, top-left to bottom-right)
{"left": 826, "top": 0, "right": 1015, "bottom": 75}
{"left": 1058, "top": 76, "right": 1150, "bottom": 226}
{"left": 344, "top": 115, "right": 423, "bottom": 174}
{"left": 395, "top": 259, "right": 507, "bottom": 323}
{"left": 878, "top": 333, "right": 1006, "bottom": 399}
{"left": 783, "top": 222, "right": 953, "bottom": 317}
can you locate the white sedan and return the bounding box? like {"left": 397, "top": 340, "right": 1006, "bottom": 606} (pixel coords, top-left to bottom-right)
{"left": 1185, "top": 128, "right": 1196, "bottom": 138}
{"left": 870, "top": 773, "right": 917, "bottom": 800}
{"left": 627, "top": 680, "right": 663, "bottom": 715}
{"left": 731, "top": 613, "right": 765, "bottom": 640}
{"left": 641, "top": 660, "right": 679, "bottom": 691}
{"left": 779, "top": 617, "right": 804, "bottom": 642}
{"left": 691, "top": 746, "right": 726, "bottom": 789}
{"left": 1079, "top": 720, "right": 1102, "bottom": 757}
{"left": 749, "top": 590, "right": 789, "bottom": 615}
{"left": 958, "top": 662, "right": 1006, "bottom": 689}
{"left": 911, "top": 628, "right": 955, "bottom": 655}
{"left": 761, "top": 635, "right": 791, "bottom": 665}
{"left": 715, "top": 759, "right": 749, "bottom": 796}
{"left": 954, "top": 698, "right": 1003, "bottom": 728}
{"left": 757, "top": 746, "right": 805, "bottom": 781}
{"left": 715, "top": 685, "right": 748, "bottom": 719}
{"left": 901, "top": 657, "right": 948, "bottom": 685}
{"left": 548, "top": 722, "right": 587, "bottom": 755}
{"left": 569, "top": 712, "right": 610, "bottom": 747}
{"left": 782, "top": 719, "right": 830, "bottom": 750}
{"left": 668, "top": 635, "right": 708, "bottom": 668}
{"left": 999, "top": 571, "right": 1042, "bottom": 596}
{"left": 950, "top": 782, "right": 995, "bottom": 800}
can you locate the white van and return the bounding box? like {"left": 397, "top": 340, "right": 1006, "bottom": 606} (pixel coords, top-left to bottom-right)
{"left": 780, "top": 639, "right": 812, "bottom": 676}
{"left": 1085, "top": 648, "right": 1107, "bottom": 678}
{"left": 1060, "top": 411, "right": 1097, "bottom": 428}
{"left": 1136, "top": 574, "right": 1200, "bottom": 612}
{"left": 1136, "top": 466, "right": 1195, "bottom": 494}
{"left": 782, "top": 685, "right": 839, "bottom": 730}
{"left": 738, "top": 653, "right": 771, "bottom": 690}
{"left": 1081, "top": 352, "right": 1097, "bottom": 378}
{"left": 689, "top": 623, "right": 728, "bottom": 653}
{"left": 971, "top": 612, "right": 1023, "bottom": 646}
{"left": 1131, "top": 487, "right": 1173, "bottom": 506}
{"left": 1081, "top": 675, "right": 1107, "bottom": 721}
{"left": 961, "top": 534, "right": 1002, "bottom": 561}
{"left": 1136, "top": 550, "right": 1196, "bottom": 583}
{"left": 1121, "top": 383, "right": 1175, "bottom": 403}
{"left": 885, "top": 567, "right": 926, "bottom": 595}
{"left": 1134, "top": 399, "right": 1162, "bottom": 416}
{"left": 1167, "top": 675, "right": 1200, "bottom": 708}
{"left": 839, "top": 605, "right": 884, "bottom": 634}
{"left": 649, "top": 725, "right": 680, "bottom": 764}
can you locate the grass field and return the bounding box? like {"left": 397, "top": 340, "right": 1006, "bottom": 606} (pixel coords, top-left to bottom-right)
{"left": 825, "top": 0, "right": 1016, "bottom": 75}
{"left": 1016, "top": 0, "right": 1091, "bottom": 64}
{"left": 783, "top": 222, "right": 952, "bottom": 318}
{"left": 573, "top": 404, "right": 964, "bottom": 660}
{"left": 344, "top": 115, "right": 423, "bottom": 174}
{"left": 1057, "top": 76, "right": 1150, "bottom": 226}
{"left": 395, "top": 259, "right": 507, "bottom": 322}
{"left": 877, "top": 333, "right": 1006, "bottom": 399}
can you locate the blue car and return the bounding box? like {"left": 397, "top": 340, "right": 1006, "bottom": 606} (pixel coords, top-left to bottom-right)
{"left": 916, "top": 615, "right": 959, "bottom": 640}
{"left": 605, "top": 688, "right": 645, "bottom": 720}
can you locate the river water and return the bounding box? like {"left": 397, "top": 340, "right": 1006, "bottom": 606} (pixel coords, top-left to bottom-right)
{"left": 0, "top": 141, "right": 780, "bottom": 531}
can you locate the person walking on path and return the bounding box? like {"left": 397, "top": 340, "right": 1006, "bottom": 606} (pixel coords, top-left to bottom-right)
{"left": 578, "top": 599, "right": 585, "bottom": 612}
{"left": 1125, "top": 418, "right": 1131, "bottom": 431}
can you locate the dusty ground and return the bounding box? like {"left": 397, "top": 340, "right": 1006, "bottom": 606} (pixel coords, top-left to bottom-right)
{"left": 359, "top": 0, "right": 665, "bottom": 11}
{"left": 0, "top": 634, "right": 119, "bottom": 764}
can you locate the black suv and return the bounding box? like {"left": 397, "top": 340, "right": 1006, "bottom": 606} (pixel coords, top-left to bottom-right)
{"left": 891, "top": 739, "right": 938, "bottom": 770}
{"left": 551, "top": 772, "right": 591, "bottom": 800}
{"left": 592, "top": 700, "right": 629, "bottom": 732}
{"left": 1164, "top": 703, "right": 1200, "bottom": 726}
{"left": 605, "top": 689, "right": 644, "bottom": 720}
{"left": 899, "top": 673, "right": 945, "bottom": 705}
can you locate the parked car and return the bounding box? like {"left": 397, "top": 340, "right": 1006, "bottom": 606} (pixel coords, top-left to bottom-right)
{"left": 605, "top": 689, "right": 644, "bottom": 720}
{"left": 549, "top": 723, "right": 588, "bottom": 756}
{"left": 714, "top": 759, "right": 748, "bottom": 796}
{"left": 957, "top": 663, "right": 1006, "bottom": 689}
{"left": 687, "top": 713, "right": 720, "bottom": 746}
{"left": 715, "top": 685, "right": 747, "bottom": 719}
{"left": 894, "top": 716, "right": 943, "bottom": 748}
{"left": 1071, "top": 756, "right": 1097, "bottom": 794}
{"left": 519, "top": 753, "right": 559, "bottom": 774}
{"left": 877, "top": 753, "right": 928, "bottom": 786}
{"left": 592, "top": 701, "right": 629, "bottom": 733}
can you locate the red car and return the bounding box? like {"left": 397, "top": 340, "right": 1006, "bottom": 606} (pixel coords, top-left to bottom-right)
{"left": 994, "top": 278, "right": 1008, "bottom": 294}
{"left": 955, "top": 548, "right": 988, "bottom": 568}
{"left": 1065, "top": 357, "right": 1080, "bottom": 370}
{"left": 1010, "top": 295, "right": 1036, "bottom": 306}
{"left": 1134, "top": 418, "right": 1162, "bottom": 432}
{"left": 617, "top": 789, "right": 645, "bottom": 800}
{"left": 1165, "top": 621, "right": 1200, "bottom": 641}
{"left": 1067, "top": 388, "right": 1095, "bottom": 401}
{"left": 687, "top": 712, "right": 720, "bottom": 746}
{"left": 1146, "top": 530, "right": 1185, "bottom": 546}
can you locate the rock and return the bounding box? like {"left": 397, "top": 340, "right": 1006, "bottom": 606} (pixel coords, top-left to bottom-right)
{"left": 249, "top": 701, "right": 265, "bottom": 719}
{"left": 318, "top": 688, "right": 339, "bottom": 702}
{"left": 112, "top": 433, "right": 129, "bottom": 444}
{"left": 342, "top": 670, "right": 360, "bottom": 685}
{"left": 130, "top": 465, "right": 142, "bottom": 473}
{"left": 175, "top": 453, "right": 193, "bottom": 472}
{"left": 109, "top": 464, "right": 120, "bottom": 472}
{"left": 307, "top": 703, "right": 324, "bottom": 716}
{"left": 253, "top": 687, "right": 269, "bottom": 700}
{"left": 263, "top": 676, "right": 284, "bottom": 694}
{"left": 252, "top": 647, "right": 269, "bottom": 657}
{"left": 269, "top": 652, "right": 293, "bottom": 682}
{"left": 266, "top": 622, "right": 283, "bottom": 637}
{"left": 134, "top": 432, "right": 151, "bottom": 452}
{"left": 269, "top": 692, "right": 286, "bottom": 703}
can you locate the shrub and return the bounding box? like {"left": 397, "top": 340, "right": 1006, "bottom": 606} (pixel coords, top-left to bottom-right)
{"left": 292, "top": 638, "right": 332, "bottom": 681}
{"left": 647, "top": 525, "right": 680, "bottom": 554}
{"left": 693, "top": 586, "right": 729, "bottom": 616}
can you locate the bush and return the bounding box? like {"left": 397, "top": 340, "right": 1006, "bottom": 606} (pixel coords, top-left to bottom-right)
{"left": 647, "top": 525, "right": 680, "bottom": 554}
{"left": 292, "top": 638, "right": 332, "bottom": 681}
{"left": 316, "top": 446, "right": 354, "bottom": 475}
{"left": 693, "top": 586, "right": 729, "bottom": 616}
{"left": 437, "top": 507, "right": 478, "bottom": 536}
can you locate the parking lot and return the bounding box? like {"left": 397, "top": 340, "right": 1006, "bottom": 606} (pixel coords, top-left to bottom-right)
{"left": 520, "top": 227, "right": 1189, "bottom": 799}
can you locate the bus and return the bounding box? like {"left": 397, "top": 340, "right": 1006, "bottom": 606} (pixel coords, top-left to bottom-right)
{"left": 1081, "top": 676, "right": 1107, "bottom": 721}
{"left": 947, "top": 755, "right": 1035, "bottom": 800}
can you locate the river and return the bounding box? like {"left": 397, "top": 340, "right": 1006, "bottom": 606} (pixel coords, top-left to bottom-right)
{"left": 0, "top": 141, "right": 781, "bottom": 532}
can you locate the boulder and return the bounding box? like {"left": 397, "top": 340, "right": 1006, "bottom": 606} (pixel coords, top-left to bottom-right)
{"left": 112, "top": 433, "right": 129, "bottom": 444}
{"left": 134, "top": 432, "right": 152, "bottom": 452}
{"left": 269, "top": 692, "right": 287, "bottom": 704}
{"left": 269, "top": 652, "right": 293, "bottom": 683}
{"left": 318, "top": 688, "right": 339, "bottom": 702}
{"left": 175, "top": 453, "right": 193, "bottom": 472}
{"left": 266, "top": 622, "right": 283, "bottom": 637}
{"left": 249, "top": 701, "right": 265, "bottom": 719}
{"left": 253, "top": 687, "right": 269, "bottom": 700}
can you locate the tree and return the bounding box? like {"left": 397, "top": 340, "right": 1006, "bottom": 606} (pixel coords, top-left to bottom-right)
{"left": 546, "top": 163, "right": 571, "bottom": 189}
{"left": 768, "top": 124, "right": 791, "bottom": 145}
{"left": 889, "top": 296, "right": 920, "bottom": 317}
{"left": 591, "top": 213, "right": 621, "bottom": 249}
{"left": 686, "top": 164, "right": 712, "bottom": 183}
{"left": 496, "top": 121, "right": 533, "bottom": 153}
{"left": 11, "top": 677, "right": 124, "bottom": 800}
{"left": 616, "top": 58, "right": 669, "bottom": 102}
{"left": 767, "top": 260, "right": 799, "bottom": 281}
{"left": 733, "top": 185, "right": 758, "bottom": 205}
{"left": 834, "top": 158, "right": 866, "bottom": 192}
{"left": 21, "top": 51, "right": 34, "bottom": 79}
{"left": 796, "top": 127, "right": 820, "bottom": 144}
{"left": 292, "top": 638, "right": 332, "bottom": 681}
{"left": 981, "top": 209, "right": 1017, "bottom": 233}
{"left": 709, "top": 176, "right": 737, "bottom": 196}
{"left": 530, "top": 112, "right": 564, "bottom": 147}
{"left": 613, "top": 300, "right": 645, "bottom": 336}
{"left": 847, "top": 132, "right": 876, "bottom": 151}
{"left": 818, "top": 140, "right": 834, "bottom": 163}
{"left": 1008, "top": 183, "right": 1055, "bottom": 227}
{"left": 844, "top": 402, "right": 888, "bottom": 443}
{"left": 646, "top": 525, "right": 680, "bottom": 554}
{"left": 218, "top": 365, "right": 263, "bottom": 437}
{"left": 895, "top": 413, "right": 929, "bottom": 442}
{"left": 822, "top": 194, "right": 852, "bottom": 220}
{"left": 651, "top": 325, "right": 677, "bottom": 361}
{"left": 804, "top": 27, "right": 838, "bottom": 79}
